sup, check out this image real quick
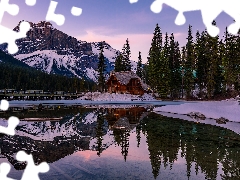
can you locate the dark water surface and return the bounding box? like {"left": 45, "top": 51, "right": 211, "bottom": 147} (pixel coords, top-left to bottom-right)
{"left": 0, "top": 106, "right": 240, "bottom": 180}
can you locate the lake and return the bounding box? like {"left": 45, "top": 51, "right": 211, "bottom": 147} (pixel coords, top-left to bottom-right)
{"left": 0, "top": 105, "right": 240, "bottom": 180}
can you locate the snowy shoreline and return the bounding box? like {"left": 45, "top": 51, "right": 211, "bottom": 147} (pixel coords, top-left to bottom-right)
{"left": 154, "top": 98, "right": 240, "bottom": 123}
{"left": 77, "top": 92, "right": 157, "bottom": 101}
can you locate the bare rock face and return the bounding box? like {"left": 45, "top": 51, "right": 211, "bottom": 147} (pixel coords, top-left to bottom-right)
{"left": 13, "top": 21, "right": 92, "bottom": 56}
{"left": 187, "top": 112, "right": 206, "bottom": 120}
{"left": 216, "top": 117, "right": 229, "bottom": 124}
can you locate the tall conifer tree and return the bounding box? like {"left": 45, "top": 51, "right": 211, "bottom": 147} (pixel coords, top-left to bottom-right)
{"left": 205, "top": 21, "right": 220, "bottom": 98}
{"left": 147, "top": 24, "right": 162, "bottom": 91}
{"left": 168, "top": 33, "right": 181, "bottom": 98}
{"left": 122, "top": 38, "right": 132, "bottom": 71}
{"left": 97, "top": 42, "right": 106, "bottom": 92}
{"left": 158, "top": 32, "right": 170, "bottom": 98}
{"left": 195, "top": 30, "right": 207, "bottom": 98}
{"left": 136, "top": 51, "right": 143, "bottom": 79}
{"left": 184, "top": 25, "right": 195, "bottom": 99}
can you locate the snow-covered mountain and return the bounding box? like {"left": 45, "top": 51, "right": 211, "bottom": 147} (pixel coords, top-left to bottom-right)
{"left": 1, "top": 21, "right": 137, "bottom": 81}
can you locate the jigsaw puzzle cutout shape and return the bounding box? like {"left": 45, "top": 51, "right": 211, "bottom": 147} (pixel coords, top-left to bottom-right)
{"left": 16, "top": 151, "right": 49, "bottom": 180}
{"left": 25, "top": 0, "right": 37, "bottom": 6}
{"left": 0, "top": 116, "right": 19, "bottom": 136}
{"left": 46, "top": 0, "right": 82, "bottom": 26}
{"left": 0, "top": 0, "right": 31, "bottom": 54}
{"left": 0, "top": 100, "right": 19, "bottom": 136}
{"left": 130, "top": 0, "right": 240, "bottom": 37}
{"left": 0, "top": 99, "right": 9, "bottom": 111}
{"left": 0, "top": 162, "right": 15, "bottom": 180}
{"left": 129, "top": 0, "right": 138, "bottom": 3}
{"left": 0, "top": 99, "right": 19, "bottom": 180}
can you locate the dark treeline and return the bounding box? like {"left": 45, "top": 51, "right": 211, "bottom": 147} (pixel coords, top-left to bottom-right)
{"left": 0, "top": 51, "right": 95, "bottom": 92}
{"left": 143, "top": 22, "right": 240, "bottom": 100}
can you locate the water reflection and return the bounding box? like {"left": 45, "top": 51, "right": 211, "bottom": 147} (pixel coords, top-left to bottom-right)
{"left": 0, "top": 106, "right": 240, "bottom": 179}
{"left": 140, "top": 113, "right": 240, "bottom": 180}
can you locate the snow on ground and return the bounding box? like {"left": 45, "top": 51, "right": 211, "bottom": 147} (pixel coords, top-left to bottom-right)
{"left": 154, "top": 98, "right": 240, "bottom": 122}
{"left": 78, "top": 92, "right": 156, "bottom": 101}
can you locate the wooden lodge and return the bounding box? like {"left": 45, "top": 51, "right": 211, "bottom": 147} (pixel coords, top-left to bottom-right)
{"left": 106, "top": 71, "right": 150, "bottom": 95}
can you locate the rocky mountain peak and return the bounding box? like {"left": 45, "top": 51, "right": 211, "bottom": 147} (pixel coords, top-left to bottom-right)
{"left": 11, "top": 21, "right": 92, "bottom": 56}
{"left": 0, "top": 20, "right": 136, "bottom": 81}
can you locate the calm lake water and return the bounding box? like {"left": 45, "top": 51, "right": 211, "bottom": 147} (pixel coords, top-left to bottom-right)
{"left": 0, "top": 105, "right": 240, "bottom": 180}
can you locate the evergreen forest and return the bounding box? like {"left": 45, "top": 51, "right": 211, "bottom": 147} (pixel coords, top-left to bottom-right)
{"left": 0, "top": 50, "right": 95, "bottom": 92}
{"left": 141, "top": 22, "right": 240, "bottom": 100}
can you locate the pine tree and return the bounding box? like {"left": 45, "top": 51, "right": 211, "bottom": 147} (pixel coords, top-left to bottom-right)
{"left": 195, "top": 30, "right": 207, "bottom": 98}
{"left": 173, "top": 41, "right": 182, "bottom": 98}
{"left": 115, "top": 52, "right": 124, "bottom": 72}
{"left": 223, "top": 27, "right": 240, "bottom": 93}
{"left": 97, "top": 42, "right": 106, "bottom": 92}
{"left": 234, "top": 30, "right": 240, "bottom": 91}
{"left": 136, "top": 51, "right": 143, "bottom": 79}
{"left": 184, "top": 25, "right": 195, "bottom": 99}
{"left": 181, "top": 46, "right": 186, "bottom": 98}
{"left": 147, "top": 24, "right": 163, "bottom": 92}
{"left": 156, "top": 32, "right": 170, "bottom": 98}
{"left": 205, "top": 21, "right": 220, "bottom": 98}
{"left": 168, "top": 33, "right": 182, "bottom": 99}
{"left": 122, "top": 38, "right": 132, "bottom": 71}
{"left": 142, "top": 60, "right": 149, "bottom": 84}
{"left": 169, "top": 33, "right": 175, "bottom": 98}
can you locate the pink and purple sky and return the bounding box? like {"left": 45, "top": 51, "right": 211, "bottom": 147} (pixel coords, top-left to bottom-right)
{"left": 3, "top": 0, "right": 234, "bottom": 63}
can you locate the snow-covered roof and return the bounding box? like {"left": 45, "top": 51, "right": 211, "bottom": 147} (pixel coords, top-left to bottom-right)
{"left": 109, "top": 71, "right": 149, "bottom": 90}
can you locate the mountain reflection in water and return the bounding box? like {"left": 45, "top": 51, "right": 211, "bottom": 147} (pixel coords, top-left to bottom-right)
{"left": 0, "top": 106, "right": 240, "bottom": 180}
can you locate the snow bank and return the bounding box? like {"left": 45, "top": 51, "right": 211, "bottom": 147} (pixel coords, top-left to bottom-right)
{"left": 154, "top": 99, "right": 240, "bottom": 122}
{"left": 78, "top": 92, "right": 156, "bottom": 101}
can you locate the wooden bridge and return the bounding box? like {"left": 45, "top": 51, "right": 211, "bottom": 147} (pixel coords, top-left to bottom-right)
{"left": 0, "top": 90, "right": 84, "bottom": 101}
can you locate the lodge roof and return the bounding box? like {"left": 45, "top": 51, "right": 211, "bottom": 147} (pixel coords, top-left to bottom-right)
{"left": 109, "top": 71, "right": 149, "bottom": 90}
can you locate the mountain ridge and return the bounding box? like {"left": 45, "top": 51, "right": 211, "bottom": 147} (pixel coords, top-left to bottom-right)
{"left": 1, "top": 21, "right": 137, "bottom": 81}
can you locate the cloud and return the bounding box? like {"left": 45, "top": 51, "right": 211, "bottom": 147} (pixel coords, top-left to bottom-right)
{"left": 77, "top": 28, "right": 186, "bottom": 63}
{"left": 77, "top": 29, "right": 152, "bottom": 63}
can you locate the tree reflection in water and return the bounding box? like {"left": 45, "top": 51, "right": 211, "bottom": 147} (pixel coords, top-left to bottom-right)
{"left": 0, "top": 106, "right": 240, "bottom": 179}
{"left": 95, "top": 109, "right": 105, "bottom": 157}
{"left": 139, "top": 113, "right": 240, "bottom": 180}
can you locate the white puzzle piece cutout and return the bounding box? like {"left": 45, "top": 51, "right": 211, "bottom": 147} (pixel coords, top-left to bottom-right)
{"left": 0, "top": 0, "right": 31, "bottom": 54}
{"left": 25, "top": 0, "right": 37, "bottom": 6}
{"left": 130, "top": 0, "right": 240, "bottom": 37}
{"left": 0, "top": 116, "right": 19, "bottom": 136}
{"left": 71, "top": 6, "right": 82, "bottom": 16}
{"left": 0, "top": 162, "right": 15, "bottom": 180}
{"left": 0, "top": 100, "right": 9, "bottom": 111}
{"left": 16, "top": 151, "right": 49, "bottom": 180}
{"left": 46, "top": 0, "right": 82, "bottom": 26}
{"left": 129, "top": 0, "right": 138, "bottom": 4}
{"left": 0, "top": 21, "right": 30, "bottom": 54}
{"left": 0, "top": 100, "right": 19, "bottom": 136}
{"left": 46, "top": 1, "right": 65, "bottom": 26}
